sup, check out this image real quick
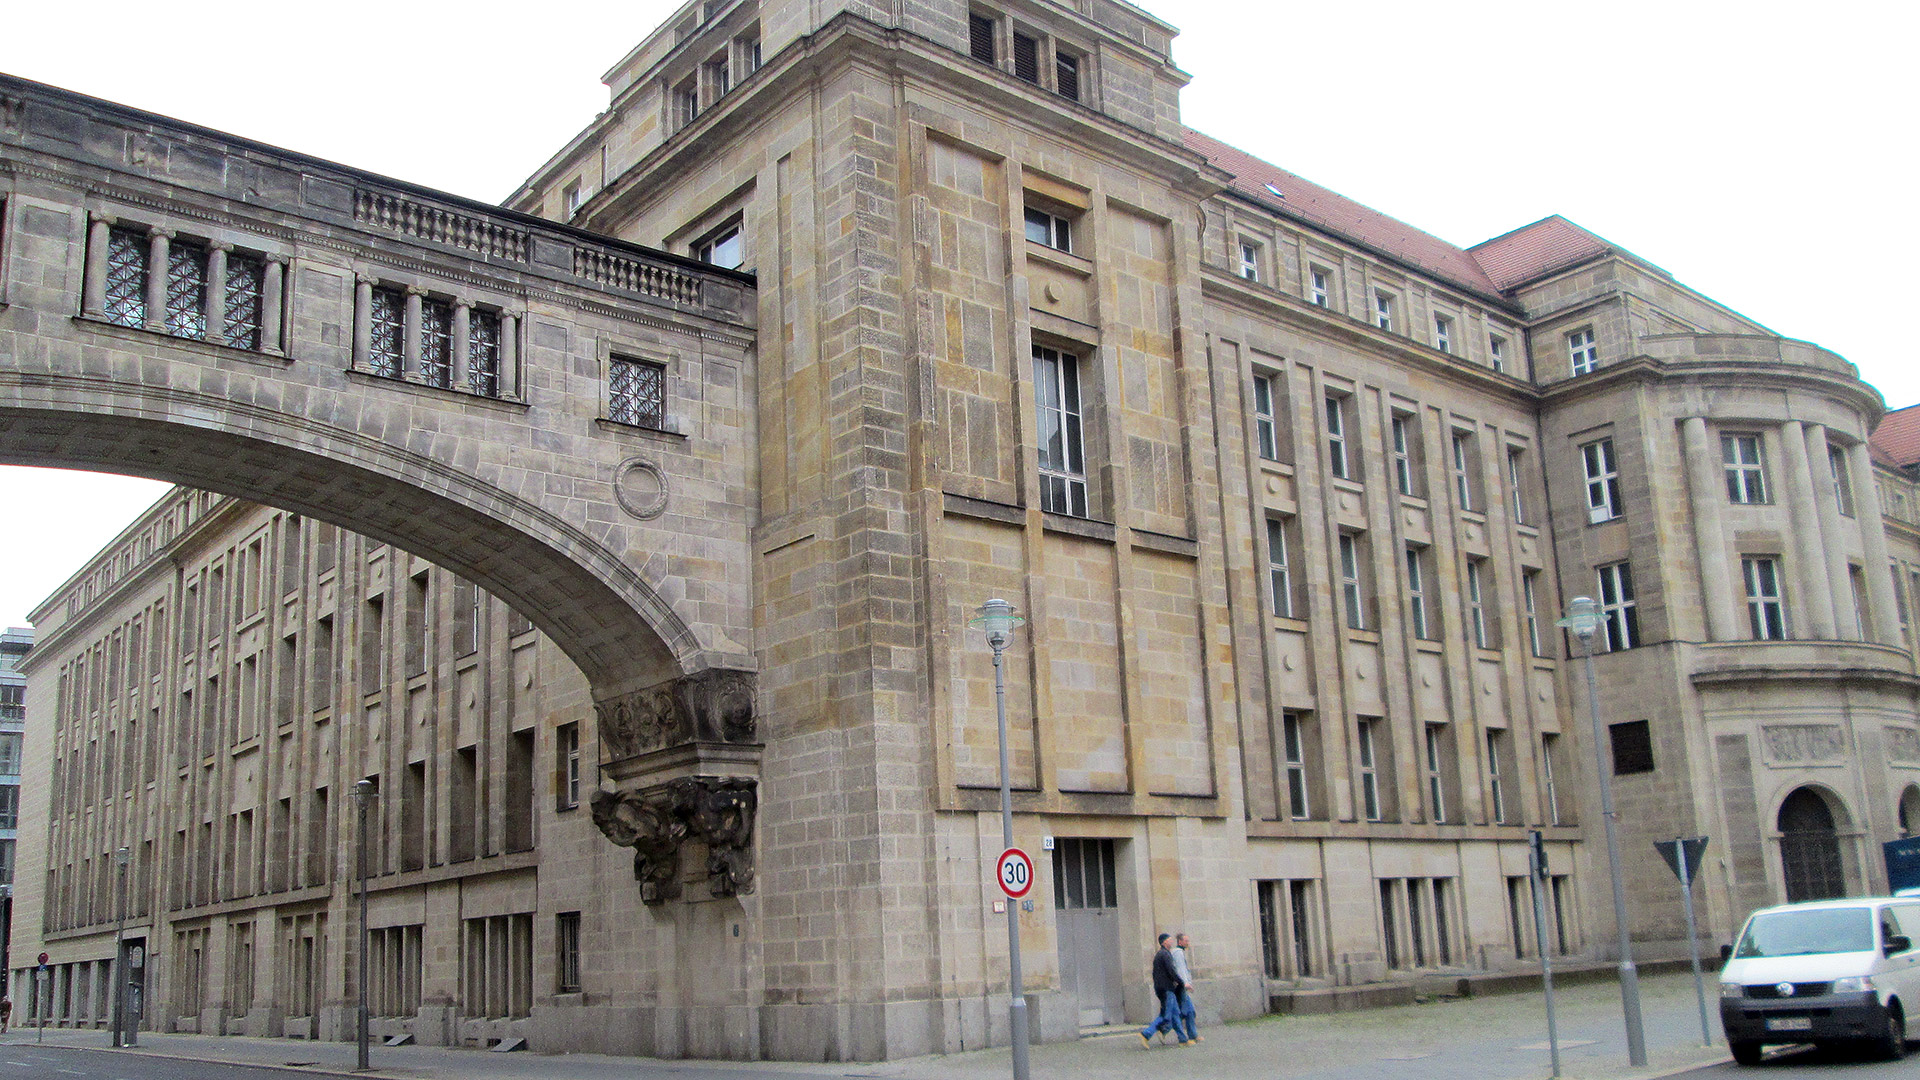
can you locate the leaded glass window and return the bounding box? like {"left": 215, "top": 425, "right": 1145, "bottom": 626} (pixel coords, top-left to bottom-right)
{"left": 469, "top": 310, "right": 501, "bottom": 397}
{"left": 420, "top": 298, "right": 453, "bottom": 388}
{"left": 609, "top": 357, "right": 666, "bottom": 428}
{"left": 224, "top": 253, "right": 265, "bottom": 350}
{"left": 368, "top": 287, "right": 404, "bottom": 378}
{"left": 104, "top": 227, "right": 148, "bottom": 328}
{"left": 166, "top": 241, "right": 209, "bottom": 339}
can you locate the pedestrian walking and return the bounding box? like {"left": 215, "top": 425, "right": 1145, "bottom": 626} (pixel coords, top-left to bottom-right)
{"left": 1171, "top": 932, "right": 1201, "bottom": 1043}
{"left": 0, "top": 996, "right": 11, "bottom": 1034}
{"left": 1139, "top": 933, "right": 1188, "bottom": 1047}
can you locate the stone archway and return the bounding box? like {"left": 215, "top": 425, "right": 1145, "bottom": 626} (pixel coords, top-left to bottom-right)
{"left": 1777, "top": 786, "right": 1848, "bottom": 903}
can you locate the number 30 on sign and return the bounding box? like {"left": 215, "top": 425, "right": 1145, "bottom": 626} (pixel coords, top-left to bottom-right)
{"left": 997, "top": 847, "right": 1034, "bottom": 899}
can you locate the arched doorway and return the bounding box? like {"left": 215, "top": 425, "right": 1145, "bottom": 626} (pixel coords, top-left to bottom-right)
{"left": 1900, "top": 785, "right": 1920, "bottom": 838}
{"left": 1778, "top": 787, "right": 1847, "bottom": 902}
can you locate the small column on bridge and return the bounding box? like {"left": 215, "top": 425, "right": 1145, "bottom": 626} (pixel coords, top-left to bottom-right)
{"left": 261, "top": 260, "right": 286, "bottom": 356}
{"left": 143, "top": 227, "right": 173, "bottom": 333}
{"left": 451, "top": 297, "right": 472, "bottom": 391}
{"left": 403, "top": 286, "right": 425, "bottom": 381}
{"left": 204, "top": 243, "right": 230, "bottom": 345}
{"left": 500, "top": 312, "right": 520, "bottom": 398}
{"left": 82, "top": 212, "right": 115, "bottom": 318}
{"left": 353, "top": 275, "right": 375, "bottom": 369}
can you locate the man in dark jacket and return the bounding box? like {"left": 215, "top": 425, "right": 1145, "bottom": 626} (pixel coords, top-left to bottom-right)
{"left": 1138, "top": 933, "right": 1187, "bottom": 1047}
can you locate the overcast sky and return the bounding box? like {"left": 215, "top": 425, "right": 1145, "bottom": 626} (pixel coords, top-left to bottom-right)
{"left": 2, "top": 0, "right": 1913, "bottom": 628}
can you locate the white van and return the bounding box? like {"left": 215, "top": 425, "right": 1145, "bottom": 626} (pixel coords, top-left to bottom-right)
{"left": 1720, "top": 897, "right": 1920, "bottom": 1064}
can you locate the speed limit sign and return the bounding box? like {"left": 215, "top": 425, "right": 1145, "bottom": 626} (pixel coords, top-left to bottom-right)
{"left": 997, "top": 847, "right": 1034, "bottom": 899}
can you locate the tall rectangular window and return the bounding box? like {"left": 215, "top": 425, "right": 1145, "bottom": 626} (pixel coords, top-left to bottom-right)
{"left": 1339, "top": 533, "right": 1367, "bottom": 630}
{"left": 609, "top": 357, "right": 667, "bottom": 429}
{"left": 1011, "top": 31, "right": 1040, "bottom": 83}
{"left": 1850, "top": 566, "right": 1870, "bottom": 639}
{"left": 1325, "top": 394, "right": 1353, "bottom": 480}
{"left": 420, "top": 298, "right": 453, "bottom": 388}
{"left": 1465, "top": 559, "right": 1490, "bottom": 648}
{"left": 1281, "top": 711, "right": 1310, "bottom": 820}
{"left": 1266, "top": 517, "right": 1294, "bottom": 619}
{"left": 1033, "top": 344, "right": 1088, "bottom": 517}
{"left": 1374, "top": 292, "right": 1395, "bottom": 331}
{"left": 1507, "top": 447, "right": 1527, "bottom": 524}
{"left": 1488, "top": 335, "right": 1507, "bottom": 374}
{"left": 1308, "top": 267, "right": 1330, "bottom": 308}
{"left": 556, "top": 722, "right": 581, "bottom": 811}
{"left": 556, "top": 911, "right": 582, "bottom": 993}
{"left": 1522, "top": 570, "right": 1544, "bottom": 657}
{"left": 1238, "top": 240, "right": 1261, "bottom": 282}
{"left": 104, "top": 226, "right": 148, "bottom": 328}
{"left": 1581, "top": 438, "right": 1621, "bottom": 522}
{"left": 1486, "top": 729, "right": 1508, "bottom": 824}
{"left": 968, "top": 12, "right": 997, "bottom": 63}
{"left": 674, "top": 78, "right": 700, "bottom": 128}
{"left": 1568, "top": 328, "right": 1597, "bottom": 375}
{"left": 1252, "top": 374, "right": 1279, "bottom": 461}
{"left": 1054, "top": 51, "right": 1081, "bottom": 101}
{"left": 165, "top": 240, "right": 209, "bottom": 339}
{"left": 1405, "top": 546, "right": 1433, "bottom": 640}
{"left": 1451, "top": 430, "right": 1475, "bottom": 509}
{"left": 1596, "top": 561, "right": 1638, "bottom": 651}
{"left": 1433, "top": 314, "right": 1453, "bottom": 354}
{"left": 469, "top": 310, "right": 502, "bottom": 397}
{"left": 1829, "top": 446, "right": 1854, "bottom": 517}
{"left": 1743, "top": 556, "right": 1787, "bottom": 639}
{"left": 1391, "top": 414, "right": 1418, "bottom": 496}
{"left": 224, "top": 253, "right": 266, "bottom": 351}
{"left": 1358, "top": 719, "right": 1382, "bottom": 822}
{"left": 1424, "top": 724, "right": 1447, "bottom": 823}
{"left": 368, "top": 286, "right": 405, "bottom": 378}
{"left": 1541, "top": 733, "right": 1563, "bottom": 825}
{"left": 1722, "top": 433, "right": 1769, "bottom": 504}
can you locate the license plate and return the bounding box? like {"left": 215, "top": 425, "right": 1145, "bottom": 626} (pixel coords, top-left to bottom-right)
{"left": 1766, "top": 1017, "right": 1813, "bottom": 1032}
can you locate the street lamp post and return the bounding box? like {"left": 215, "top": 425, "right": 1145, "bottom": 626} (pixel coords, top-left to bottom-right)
{"left": 1557, "top": 596, "right": 1648, "bottom": 1067}
{"left": 352, "top": 778, "right": 379, "bottom": 1073}
{"left": 110, "top": 846, "right": 130, "bottom": 1048}
{"left": 968, "top": 598, "right": 1030, "bottom": 1080}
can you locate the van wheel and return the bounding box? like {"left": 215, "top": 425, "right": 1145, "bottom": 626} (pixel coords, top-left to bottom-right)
{"left": 1872, "top": 1003, "right": 1906, "bottom": 1061}
{"left": 1729, "top": 1040, "right": 1764, "bottom": 1066}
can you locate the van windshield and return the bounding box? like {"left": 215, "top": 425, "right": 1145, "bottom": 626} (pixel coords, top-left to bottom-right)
{"left": 1733, "top": 908, "right": 1875, "bottom": 958}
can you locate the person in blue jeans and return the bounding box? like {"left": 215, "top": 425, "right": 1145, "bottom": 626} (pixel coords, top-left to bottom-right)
{"left": 1139, "top": 933, "right": 1187, "bottom": 1047}
{"left": 1171, "top": 932, "right": 1200, "bottom": 1043}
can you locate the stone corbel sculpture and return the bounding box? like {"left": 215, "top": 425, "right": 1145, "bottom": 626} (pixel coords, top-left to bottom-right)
{"left": 590, "top": 776, "right": 758, "bottom": 904}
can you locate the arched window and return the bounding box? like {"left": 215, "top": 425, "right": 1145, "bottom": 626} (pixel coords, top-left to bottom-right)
{"left": 1899, "top": 785, "right": 1920, "bottom": 838}
{"left": 1778, "top": 787, "right": 1846, "bottom": 903}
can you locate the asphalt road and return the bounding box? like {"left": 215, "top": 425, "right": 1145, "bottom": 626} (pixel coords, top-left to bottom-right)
{"left": 0, "top": 1044, "right": 343, "bottom": 1080}
{"left": 1677, "top": 1041, "right": 1916, "bottom": 1077}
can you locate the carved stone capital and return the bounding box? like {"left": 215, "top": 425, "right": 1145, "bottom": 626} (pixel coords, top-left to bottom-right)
{"left": 589, "top": 775, "right": 758, "bottom": 904}
{"left": 595, "top": 669, "right": 756, "bottom": 762}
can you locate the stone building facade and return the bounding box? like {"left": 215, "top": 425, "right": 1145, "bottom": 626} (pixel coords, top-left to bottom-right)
{"left": 6, "top": 0, "right": 1920, "bottom": 1064}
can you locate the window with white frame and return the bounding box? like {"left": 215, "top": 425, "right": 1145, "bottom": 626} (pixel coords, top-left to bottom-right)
{"left": 1488, "top": 334, "right": 1507, "bottom": 374}
{"left": 1023, "top": 205, "right": 1073, "bottom": 252}
{"left": 1358, "top": 718, "right": 1383, "bottom": 822}
{"left": 673, "top": 76, "right": 700, "bottom": 128}
{"left": 1391, "top": 413, "right": 1418, "bottom": 496}
{"left": 1266, "top": 517, "right": 1294, "bottom": 619}
{"left": 1568, "top": 328, "right": 1597, "bottom": 375}
{"left": 609, "top": 356, "right": 667, "bottom": 429}
{"left": 1374, "top": 291, "right": 1395, "bottom": 332}
{"left": 563, "top": 181, "right": 585, "bottom": 216}
{"left": 1033, "top": 343, "right": 1088, "bottom": 517}
{"left": 1252, "top": 373, "right": 1279, "bottom": 461}
{"left": 1829, "top": 446, "right": 1854, "bottom": 517}
{"left": 1596, "top": 561, "right": 1638, "bottom": 651}
{"left": 1325, "top": 393, "right": 1354, "bottom": 480}
{"left": 1406, "top": 545, "right": 1433, "bottom": 640}
{"left": 1309, "top": 266, "right": 1331, "bottom": 308}
{"left": 1744, "top": 556, "right": 1787, "bottom": 639}
{"left": 1486, "top": 729, "right": 1508, "bottom": 825}
{"left": 1722, "top": 433, "right": 1768, "bottom": 504}
{"left": 1281, "top": 710, "right": 1310, "bottom": 820}
{"left": 1238, "top": 240, "right": 1261, "bottom": 282}
{"left": 1522, "top": 570, "right": 1544, "bottom": 657}
{"left": 694, "top": 219, "right": 744, "bottom": 270}
{"left": 1339, "top": 532, "right": 1367, "bottom": 630}
{"left": 1581, "top": 437, "right": 1621, "bottom": 522}
{"left": 1433, "top": 314, "right": 1454, "bottom": 354}
{"left": 1424, "top": 724, "right": 1448, "bottom": 823}
{"left": 1541, "top": 733, "right": 1563, "bottom": 825}
{"left": 1507, "top": 447, "right": 1527, "bottom": 524}
{"left": 1451, "top": 429, "right": 1476, "bottom": 510}
{"left": 1465, "top": 558, "right": 1490, "bottom": 648}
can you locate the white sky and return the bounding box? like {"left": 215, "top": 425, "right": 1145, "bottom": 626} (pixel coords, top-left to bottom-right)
{"left": 2, "top": 0, "right": 1913, "bottom": 628}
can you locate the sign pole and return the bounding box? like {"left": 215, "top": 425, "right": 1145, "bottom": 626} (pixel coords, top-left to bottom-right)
{"left": 1675, "top": 839, "right": 1712, "bottom": 1046}
{"left": 1528, "top": 831, "right": 1561, "bottom": 1079}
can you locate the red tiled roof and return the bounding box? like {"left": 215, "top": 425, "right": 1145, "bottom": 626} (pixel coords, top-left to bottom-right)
{"left": 1871, "top": 403, "right": 1920, "bottom": 470}
{"left": 1468, "top": 216, "right": 1616, "bottom": 292}
{"left": 1181, "top": 128, "right": 1507, "bottom": 303}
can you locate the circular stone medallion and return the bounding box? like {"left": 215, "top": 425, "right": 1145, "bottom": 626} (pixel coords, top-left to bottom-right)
{"left": 614, "top": 458, "right": 669, "bottom": 519}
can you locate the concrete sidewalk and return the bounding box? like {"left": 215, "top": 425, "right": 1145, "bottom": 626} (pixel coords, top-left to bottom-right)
{"left": 0, "top": 970, "right": 1732, "bottom": 1080}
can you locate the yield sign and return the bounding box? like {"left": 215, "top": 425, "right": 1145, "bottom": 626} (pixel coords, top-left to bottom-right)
{"left": 1655, "top": 836, "right": 1710, "bottom": 887}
